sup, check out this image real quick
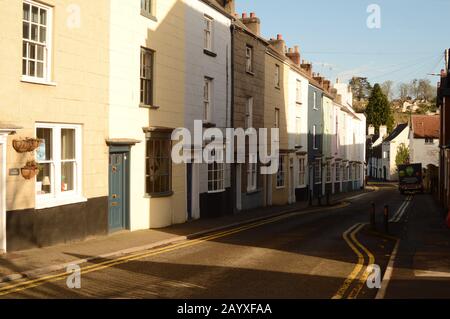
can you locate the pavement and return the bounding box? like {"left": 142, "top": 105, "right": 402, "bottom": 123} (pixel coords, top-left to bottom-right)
{"left": 0, "top": 187, "right": 374, "bottom": 284}
{"left": 381, "top": 193, "right": 450, "bottom": 299}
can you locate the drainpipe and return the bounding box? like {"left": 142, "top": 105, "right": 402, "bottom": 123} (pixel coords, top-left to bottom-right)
{"left": 230, "top": 23, "right": 237, "bottom": 215}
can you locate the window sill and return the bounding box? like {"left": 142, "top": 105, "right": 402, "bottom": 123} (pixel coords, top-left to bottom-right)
{"left": 35, "top": 196, "right": 88, "bottom": 210}
{"left": 204, "top": 49, "right": 217, "bottom": 57}
{"left": 275, "top": 86, "right": 281, "bottom": 90}
{"left": 203, "top": 122, "right": 216, "bottom": 128}
{"left": 296, "top": 102, "right": 303, "bottom": 105}
{"left": 140, "top": 11, "right": 158, "bottom": 22}
{"left": 145, "top": 191, "right": 174, "bottom": 199}
{"left": 208, "top": 189, "right": 226, "bottom": 194}
{"left": 139, "top": 103, "right": 160, "bottom": 110}
{"left": 246, "top": 188, "right": 261, "bottom": 195}
{"left": 21, "top": 77, "right": 57, "bottom": 86}
{"left": 275, "top": 186, "right": 286, "bottom": 190}
{"left": 246, "top": 70, "right": 255, "bottom": 76}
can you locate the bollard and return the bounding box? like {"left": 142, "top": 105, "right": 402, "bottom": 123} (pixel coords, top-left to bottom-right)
{"left": 384, "top": 205, "right": 389, "bottom": 233}
{"left": 370, "top": 202, "right": 376, "bottom": 230}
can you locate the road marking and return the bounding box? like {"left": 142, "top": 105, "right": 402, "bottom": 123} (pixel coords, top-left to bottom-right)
{"left": 390, "top": 195, "right": 413, "bottom": 223}
{"left": 0, "top": 202, "right": 350, "bottom": 297}
{"left": 375, "top": 238, "right": 400, "bottom": 299}
{"left": 414, "top": 270, "right": 450, "bottom": 278}
{"left": 332, "top": 223, "right": 365, "bottom": 299}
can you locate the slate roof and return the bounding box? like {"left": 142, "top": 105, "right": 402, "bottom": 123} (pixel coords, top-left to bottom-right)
{"left": 384, "top": 123, "right": 408, "bottom": 142}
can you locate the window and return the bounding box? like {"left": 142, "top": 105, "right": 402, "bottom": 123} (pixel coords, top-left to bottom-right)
{"left": 298, "top": 157, "right": 306, "bottom": 187}
{"left": 247, "top": 154, "right": 257, "bottom": 192}
{"left": 204, "top": 77, "right": 213, "bottom": 122}
{"left": 275, "top": 64, "right": 281, "bottom": 88}
{"left": 356, "top": 164, "right": 361, "bottom": 180}
{"left": 326, "top": 161, "right": 332, "bottom": 183}
{"left": 204, "top": 15, "right": 213, "bottom": 51}
{"left": 313, "top": 92, "right": 317, "bottom": 110}
{"left": 275, "top": 108, "right": 280, "bottom": 128}
{"left": 141, "top": 0, "right": 155, "bottom": 18}
{"left": 276, "top": 155, "right": 286, "bottom": 188}
{"left": 22, "top": 1, "right": 52, "bottom": 82}
{"left": 246, "top": 45, "right": 253, "bottom": 73}
{"left": 349, "top": 164, "right": 354, "bottom": 181}
{"left": 314, "top": 159, "right": 322, "bottom": 184}
{"left": 35, "top": 123, "right": 82, "bottom": 208}
{"left": 425, "top": 138, "right": 434, "bottom": 144}
{"left": 208, "top": 162, "right": 225, "bottom": 193}
{"left": 295, "top": 117, "right": 301, "bottom": 146}
{"left": 146, "top": 137, "right": 172, "bottom": 196}
{"left": 335, "top": 163, "right": 341, "bottom": 182}
{"left": 245, "top": 97, "right": 253, "bottom": 129}
{"left": 313, "top": 125, "right": 318, "bottom": 150}
{"left": 344, "top": 164, "right": 349, "bottom": 181}
{"left": 296, "top": 80, "right": 302, "bottom": 103}
{"left": 140, "top": 47, "right": 154, "bottom": 106}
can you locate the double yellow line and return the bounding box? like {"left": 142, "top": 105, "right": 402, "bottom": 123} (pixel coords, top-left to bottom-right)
{"left": 0, "top": 204, "right": 347, "bottom": 297}
{"left": 332, "top": 223, "right": 375, "bottom": 299}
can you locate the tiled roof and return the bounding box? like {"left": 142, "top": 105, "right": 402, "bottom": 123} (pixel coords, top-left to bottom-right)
{"left": 384, "top": 123, "right": 408, "bottom": 142}
{"left": 411, "top": 115, "right": 440, "bottom": 139}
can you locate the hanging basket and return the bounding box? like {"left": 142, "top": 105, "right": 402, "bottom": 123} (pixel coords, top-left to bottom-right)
{"left": 21, "top": 161, "right": 40, "bottom": 180}
{"left": 13, "top": 138, "right": 43, "bottom": 153}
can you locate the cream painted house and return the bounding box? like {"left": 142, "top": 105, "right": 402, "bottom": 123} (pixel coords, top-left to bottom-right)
{"left": 0, "top": 0, "right": 110, "bottom": 252}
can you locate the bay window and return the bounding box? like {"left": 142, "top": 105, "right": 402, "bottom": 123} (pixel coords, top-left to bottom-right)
{"left": 35, "top": 123, "right": 82, "bottom": 208}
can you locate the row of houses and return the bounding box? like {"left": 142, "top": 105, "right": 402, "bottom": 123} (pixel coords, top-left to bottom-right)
{"left": 367, "top": 115, "right": 440, "bottom": 182}
{"left": 0, "top": 0, "right": 366, "bottom": 253}
{"left": 437, "top": 50, "right": 450, "bottom": 210}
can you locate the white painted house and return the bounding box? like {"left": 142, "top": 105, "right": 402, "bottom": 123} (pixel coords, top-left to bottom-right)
{"left": 409, "top": 115, "right": 440, "bottom": 168}
{"left": 381, "top": 123, "right": 409, "bottom": 181}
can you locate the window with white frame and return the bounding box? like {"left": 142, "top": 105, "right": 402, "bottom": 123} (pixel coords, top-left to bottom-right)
{"left": 245, "top": 97, "right": 253, "bottom": 129}
{"left": 22, "top": 1, "right": 52, "bottom": 81}
{"left": 146, "top": 136, "right": 172, "bottom": 196}
{"left": 349, "top": 164, "right": 354, "bottom": 180}
{"left": 298, "top": 157, "right": 306, "bottom": 187}
{"left": 326, "top": 161, "right": 332, "bottom": 183}
{"left": 246, "top": 45, "right": 253, "bottom": 73}
{"left": 35, "top": 123, "right": 82, "bottom": 206}
{"left": 313, "top": 125, "right": 318, "bottom": 150}
{"left": 141, "top": 0, "right": 155, "bottom": 18}
{"left": 295, "top": 116, "right": 301, "bottom": 146}
{"left": 140, "top": 47, "right": 154, "bottom": 106}
{"left": 313, "top": 91, "right": 317, "bottom": 110}
{"left": 335, "top": 163, "right": 341, "bottom": 182}
{"left": 425, "top": 138, "right": 434, "bottom": 144}
{"left": 296, "top": 80, "right": 302, "bottom": 103}
{"left": 247, "top": 154, "right": 257, "bottom": 192}
{"left": 208, "top": 162, "right": 225, "bottom": 193}
{"left": 344, "top": 164, "right": 349, "bottom": 181}
{"left": 275, "top": 108, "right": 280, "bottom": 128}
{"left": 275, "top": 64, "right": 281, "bottom": 88}
{"left": 204, "top": 15, "right": 213, "bottom": 52}
{"left": 204, "top": 77, "right": 213, "bottom": 122}
{"left": 276, "top": 155, "right": 286, "bottom": 188}
{"left": 356, "top": 164, "right": 361, "bottom": 180}
{"left": 314, "top": 159, "right": 322, "bottom": 184}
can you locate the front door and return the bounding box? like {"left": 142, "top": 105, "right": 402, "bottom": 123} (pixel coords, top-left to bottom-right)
{"left": 109, "top": 151, "right": 129, "bottom": 232}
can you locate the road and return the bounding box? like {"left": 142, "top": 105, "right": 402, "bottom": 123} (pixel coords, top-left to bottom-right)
{"left": 0, "top": 184, "right": 412, "bottom": 299}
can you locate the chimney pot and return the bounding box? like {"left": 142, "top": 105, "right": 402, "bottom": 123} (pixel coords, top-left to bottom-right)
{"left": 250, "top": 12, "right": 256, "bottom": 18}
{"left": 294, "top": 45, "right": 299, "bottom": 53}
{"left": 242, "top": 12, "right": 247, "bottom": 19}
{"left": 277, "top": 34, "right": 283, "bottom": 40}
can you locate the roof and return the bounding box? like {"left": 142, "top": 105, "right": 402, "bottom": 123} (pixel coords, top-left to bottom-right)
{"left": 384, "top": 123, "right": 408, "bottom": 142}
{"left": 411, "top": 115, "right": 440, "bottom": 139}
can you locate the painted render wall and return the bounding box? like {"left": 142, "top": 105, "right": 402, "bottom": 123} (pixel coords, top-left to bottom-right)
{"left": 109, "top": 0, "right": 186, "bottom": 230}
{"left": 382, "top": 127, "right": 410, "bottom": 181}
{"left": 409, "top": 135, "right": 440, "bottom": 168}
{"left": 1, "top": 0, "right": 110, "bottom": 212}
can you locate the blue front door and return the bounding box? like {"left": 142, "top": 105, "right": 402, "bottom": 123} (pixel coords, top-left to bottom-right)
{"left": 109, "top": 152, "right": 129, "bottom": 232}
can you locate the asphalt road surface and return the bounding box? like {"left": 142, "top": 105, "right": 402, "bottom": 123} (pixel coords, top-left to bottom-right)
{"left": 0, "top": 184, "right": 411, "bottom": 299}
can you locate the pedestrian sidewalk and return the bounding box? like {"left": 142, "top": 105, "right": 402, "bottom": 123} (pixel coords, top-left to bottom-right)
{"left": 381, "top": 194, "right": 450, "bottom": 299}
{"left": 0, "top": 188, "right": 373, "bottom": 283}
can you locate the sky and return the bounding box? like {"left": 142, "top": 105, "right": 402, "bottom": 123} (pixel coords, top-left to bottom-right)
{"left": 235, "top": 0, "right": 449, "bottom": 93}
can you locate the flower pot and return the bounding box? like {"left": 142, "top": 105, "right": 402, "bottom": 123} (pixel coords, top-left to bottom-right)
{"left": 12, "top": 139, "right": 42, "bottom": 153}
{"left": 21, "top": 167, "right": 39, "bottom": 180}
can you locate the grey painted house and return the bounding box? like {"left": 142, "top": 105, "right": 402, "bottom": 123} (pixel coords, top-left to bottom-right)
{"left": 308, "top": 83, "right": 324, "bottom": 198}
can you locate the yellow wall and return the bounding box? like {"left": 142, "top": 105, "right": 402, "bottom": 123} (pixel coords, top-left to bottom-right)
{"left": 0, "top": 0, "right": 110, "bottom": 210}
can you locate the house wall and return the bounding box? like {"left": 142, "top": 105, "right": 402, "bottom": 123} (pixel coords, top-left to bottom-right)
{"left": 1, "top": 0, "right": 110, "bottom": 251}
{"left": 184, "top": 0, "right": 232, "bottom": 218}
{"left": 109, "top": 0, "right": 186, "bottom": 230}
{"left": 231, "top": 24, "right": 266, "bottom": 211}
{"left": 382, "top": 128, "right": 410, "bottom": 181}
{"left": 409, "top": 137, "right": 439, "bottom": 167}
{"left": 308, "top": 85, "right": 324, "bottom": 198}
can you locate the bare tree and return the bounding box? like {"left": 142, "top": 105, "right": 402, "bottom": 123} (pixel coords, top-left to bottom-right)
{"left": 381, "top": 80, "right": 394, "bottom": 101}
{"left": 398, "top": 83, "right": 410, "bottom": 101}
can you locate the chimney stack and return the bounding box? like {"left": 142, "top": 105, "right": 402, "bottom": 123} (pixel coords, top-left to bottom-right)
{"left": 313, "top": 74, "right": 324, "bottom": 86}
{"left": 221, "top": 0, "right": 235, "bottom": 15}
{"left": 300, "top": 61, "right": 312, "bottom": 76}
{"left": 286, "top": 45, "right": 301, "bottom": 66}
{"left": 268, "top": 34, "right": 286, "bottom": 55}
{"left": 379, "top": 125, "right": 388, "bottom": 138}
{"left": 241, "top": 12, "right": 261, "bottom": 36}
{"left": 368, "top": 125, "right": 375, "bottom": 136}
{"left": 323, "top": 79, "right": 331, "bottom": 93}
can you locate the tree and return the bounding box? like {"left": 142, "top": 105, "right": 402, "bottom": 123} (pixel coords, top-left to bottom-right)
{"left": 349, "top": 77, "right": 372, "bottom": 102}
{"left": 395, "top": 143, "right": 410, "bottom": 167}
{"left": 381, "top": 80, "right": 394, "bottom": 101}
{"left": 398, "top": 83, "right": 410, "bottom": 102}
{"left": 417, "top": 79, "right": 436, "bottom": 101}
{"left": 409, "top": 79, "right": 419, "bottom": 100}
{"left": 366, "top": 84, "right": 395, "bottom": 133}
